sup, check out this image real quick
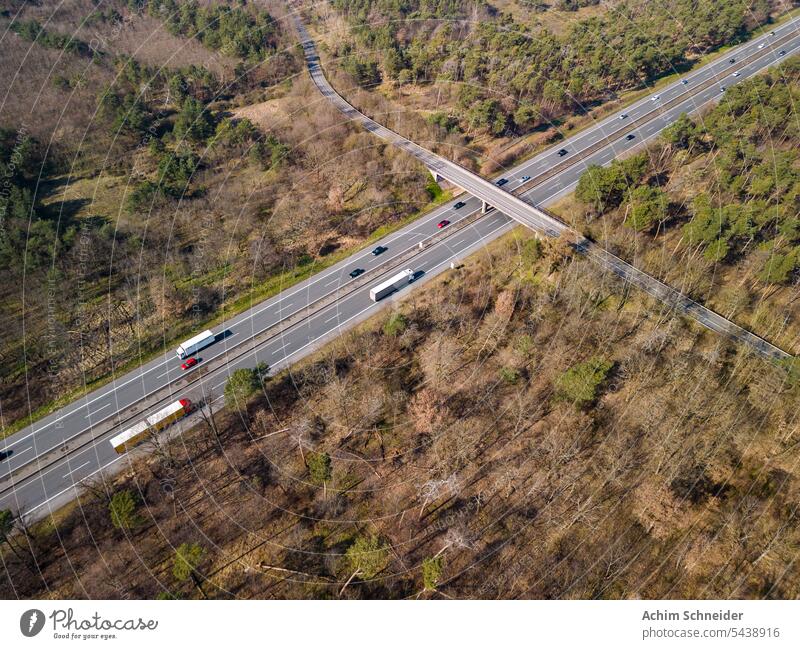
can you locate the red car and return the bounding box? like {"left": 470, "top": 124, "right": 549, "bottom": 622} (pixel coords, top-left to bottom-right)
{"left": 181, "top": 357, "right": 198, "bottom": 370}
{"left": 437, "top": 219, "right": 450, "bottom": 228}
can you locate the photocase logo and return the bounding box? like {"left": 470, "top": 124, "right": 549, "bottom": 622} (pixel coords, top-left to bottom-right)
{"left": 20, "top": 609, "right": 45, "bottom": 637}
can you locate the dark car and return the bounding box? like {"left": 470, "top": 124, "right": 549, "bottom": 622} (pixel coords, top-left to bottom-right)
{"left": 372, "top": 245, "right": 387, "bottom": 256}
{"left": 557, "top": 148, "right": 568, "bottom": 157}
{"left": 181, "top": 357, "right": 198, "bottom": 370}
{"left": 626, "top": 133, "right": 635, "bottom": 141}
{"left": 728, "top": 57, "right": 736, "bottom": 64}
{"left": 0, "top": 449, "right": 9, "bottom": 461}
{"left": 779, "top": 50, "right": 786, "bottom": 56}
{"left": 453, "top": 201, "right": 466, "bottom": 210}
{"left": 521, "top": 175, "right": 531, "bottom": 182}
{"left": 681, "top": 79, "right": 689, "bottom": 85}
{"left": 437, "top": 219, "right": 450, "bottom": 229}
{"left": 495, "top": 178, "right": 508, "bottom": 187}
{"left": 349, "top": 268, "right": 364, "bottom": 279}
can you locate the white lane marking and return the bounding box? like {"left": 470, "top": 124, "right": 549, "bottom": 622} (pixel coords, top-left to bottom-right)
{"left": 323, "top": 313, "right": 341, "bottom": 325}
{"left": 62, "top": 461, "right": 90, "bottom": 479}
{"left": 12, "top": 355, "right": 174, "bottom": 444}
{"left": 222, "top": 185, "right": 486, "bottom": 329}
{"left": 271, "top": 219, "right": 514, "bottom": 374}
{"left": 84, "top": 403, "right": 111, "bottom": 419}
{"left": 22, "top": 455, "right": 126, "bottom": 515}
{"left": 11, "top": 25, "right": 800, "bottom": 466}
{"left": 280, "top": 239, "right": 505, "bottom": 368}
{"left": 17, "top": 50, "right": 787, "bottom": 512}
{"left": 323, "top": 278, "right": 340, "bottom": 287}
{"left": 16, "top": 446, "right": 32, "bottom": 456}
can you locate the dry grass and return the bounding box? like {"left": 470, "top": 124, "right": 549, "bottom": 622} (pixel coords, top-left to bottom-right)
{"left": 4, "top": 224, "right": 799, "bottom": 600}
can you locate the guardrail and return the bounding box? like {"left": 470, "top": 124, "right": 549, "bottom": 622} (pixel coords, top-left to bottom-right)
{"left": 506, "top": 29, "right": 799, "bottom": 195}
{"left": 0, "top": 204, "right": 490, "bottom": 493}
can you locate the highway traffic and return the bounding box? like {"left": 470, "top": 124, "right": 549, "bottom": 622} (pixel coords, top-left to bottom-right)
{"left": 299, "top": 14, "right": 796, "bottom": 360}
{"left": 2, "top": 14, "right": 798, "bottom": 517}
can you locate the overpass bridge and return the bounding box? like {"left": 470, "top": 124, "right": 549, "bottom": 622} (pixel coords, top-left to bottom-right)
{"left": 295, "top": 17, "right": 792, "bottom": 363}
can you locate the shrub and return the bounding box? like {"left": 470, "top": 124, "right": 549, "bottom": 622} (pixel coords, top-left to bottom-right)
{"left": 109, "top": 490, "right": 142, "bottom": 530}
{"left": 422, "top": 556, "right": 444, "bottom": 590}
{"left": 555, "top": 357, "right": 613, "bottom": 407}
{"left": 307, "top": 451, "right": 332, "bottom": 486}
{"left": 383, "top": 312, "right": 407, "bottom": 337}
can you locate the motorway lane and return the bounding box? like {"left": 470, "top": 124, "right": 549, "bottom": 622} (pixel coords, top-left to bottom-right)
{"left": 300, "top": 16, "right": 798, "bottom": 360}
{"left": 0, "top": 210, "right": 515, "bottom": 514}
{"left": 2, "top": 17, "right": 799, "bottom": 513}
{"left": 0, "top": 181, "right": 499, "bottom": 480}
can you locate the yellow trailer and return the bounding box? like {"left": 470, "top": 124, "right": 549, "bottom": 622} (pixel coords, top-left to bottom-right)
{"left": 146, "top": 399, "right": 190, "bottom": 432}
{"left": 110, "top": 420, "right": 151, "bottom": 454}
{"left": 110, "top": 399, "right": 192, "bottom": 454}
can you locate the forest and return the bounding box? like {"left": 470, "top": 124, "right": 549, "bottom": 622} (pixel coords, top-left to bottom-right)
{"left": 2, "top": 0, "right": 800, "bottom": 602}
{"left": 564, "top": 56, "right": 800, "bottom": 354}
{"left": 3, "top": 210, "right": 799, "bottom": 599}
{"left": 321, "top": 0, "right": 788, "bottom": 137}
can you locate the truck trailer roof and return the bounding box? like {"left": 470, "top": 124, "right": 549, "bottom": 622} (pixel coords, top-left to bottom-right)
{"left": 370, "top": 269, "right": 414, "bottom": 295}
{"left": 178, "top": 329, "right": 214, "bottom": 351}
{"left": 145, "top": 399, "right": 190, "bottom": 427}
{"left": 109, "top": 420, "right": 150, "bottom": 450}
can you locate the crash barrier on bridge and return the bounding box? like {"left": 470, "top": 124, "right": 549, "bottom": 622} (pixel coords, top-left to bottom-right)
{"left": 297, "top": 16, "right": 793, "bottom": 363}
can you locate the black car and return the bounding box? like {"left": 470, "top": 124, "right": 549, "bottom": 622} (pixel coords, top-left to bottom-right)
{"left": 626, "top": 133, "right": 635, "bottom": 141}
{"left": 495, "top": 178, "right": 508, "bottom": 187}
{"left": 557, "top": 148, "right": 568, "bottom": 157}
{"left": 728, "top": 57, "right": 736, "bottom": 64}
{"left": 349, "top": 268, "right": 365, "bottom": 278}
{"left": 453, "top": 201, "right": 466, "bottom": 209}
{"left": 371, "top": 246, "right": 387, "bottom": 256}
{"left": 779, "top": 50, "right": 786, "bottom": 56}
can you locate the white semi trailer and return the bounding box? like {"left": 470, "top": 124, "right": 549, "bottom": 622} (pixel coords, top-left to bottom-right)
{"left": 176, "top": 329, "right": 216, "bottom": 359}
{"left": 369, "top": 269, "right": 414, "bottom": 301}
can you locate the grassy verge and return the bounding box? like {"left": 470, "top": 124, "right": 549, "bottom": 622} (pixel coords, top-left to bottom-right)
{"left": 9, "top": 8, "right": 798, "bottom": 439}
{"left": 1, "top": 187, "right": 454, "bottom": 440}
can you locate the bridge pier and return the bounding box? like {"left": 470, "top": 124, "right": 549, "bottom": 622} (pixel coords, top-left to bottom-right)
{"left": 427, "top": 167, "right": 444, "bottom": 184}
{"left": 481, "top": 200, "right": 490, "bottom": 214}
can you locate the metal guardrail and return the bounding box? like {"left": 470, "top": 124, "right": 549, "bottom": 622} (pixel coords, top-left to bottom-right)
{"left": 0, "top": 204, "right": 490, "bottom": 492}
{"left": 299, "top": 17, "right": 794, "bottom": 362}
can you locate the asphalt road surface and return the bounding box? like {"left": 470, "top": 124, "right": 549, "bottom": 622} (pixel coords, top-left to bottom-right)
{"left": 2, "top": 15, "right": 799, "bottom": 517}
{"left": 297, "top": 16, "right": 794, "bottom": 361}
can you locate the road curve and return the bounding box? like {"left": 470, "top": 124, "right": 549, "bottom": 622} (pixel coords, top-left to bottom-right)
{"left": 294, "top": 16, "right": 794, "bottom": 362}
{"left": 2, "top": 14, "right": 799, "bottom": 517}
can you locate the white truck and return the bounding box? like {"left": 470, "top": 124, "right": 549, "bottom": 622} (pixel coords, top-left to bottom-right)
{"left": 369, "top": 269, "right": 414, "bottom": 301}
{"left": 176, "top": 329, "right": 216, "bottom": 359}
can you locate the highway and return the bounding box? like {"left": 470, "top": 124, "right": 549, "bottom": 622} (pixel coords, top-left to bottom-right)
{"left": 1, "top": 15, "right": 799, "bottom": 517}
{"left": 297, "top": 16, "right": 795, "bottom": 361}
